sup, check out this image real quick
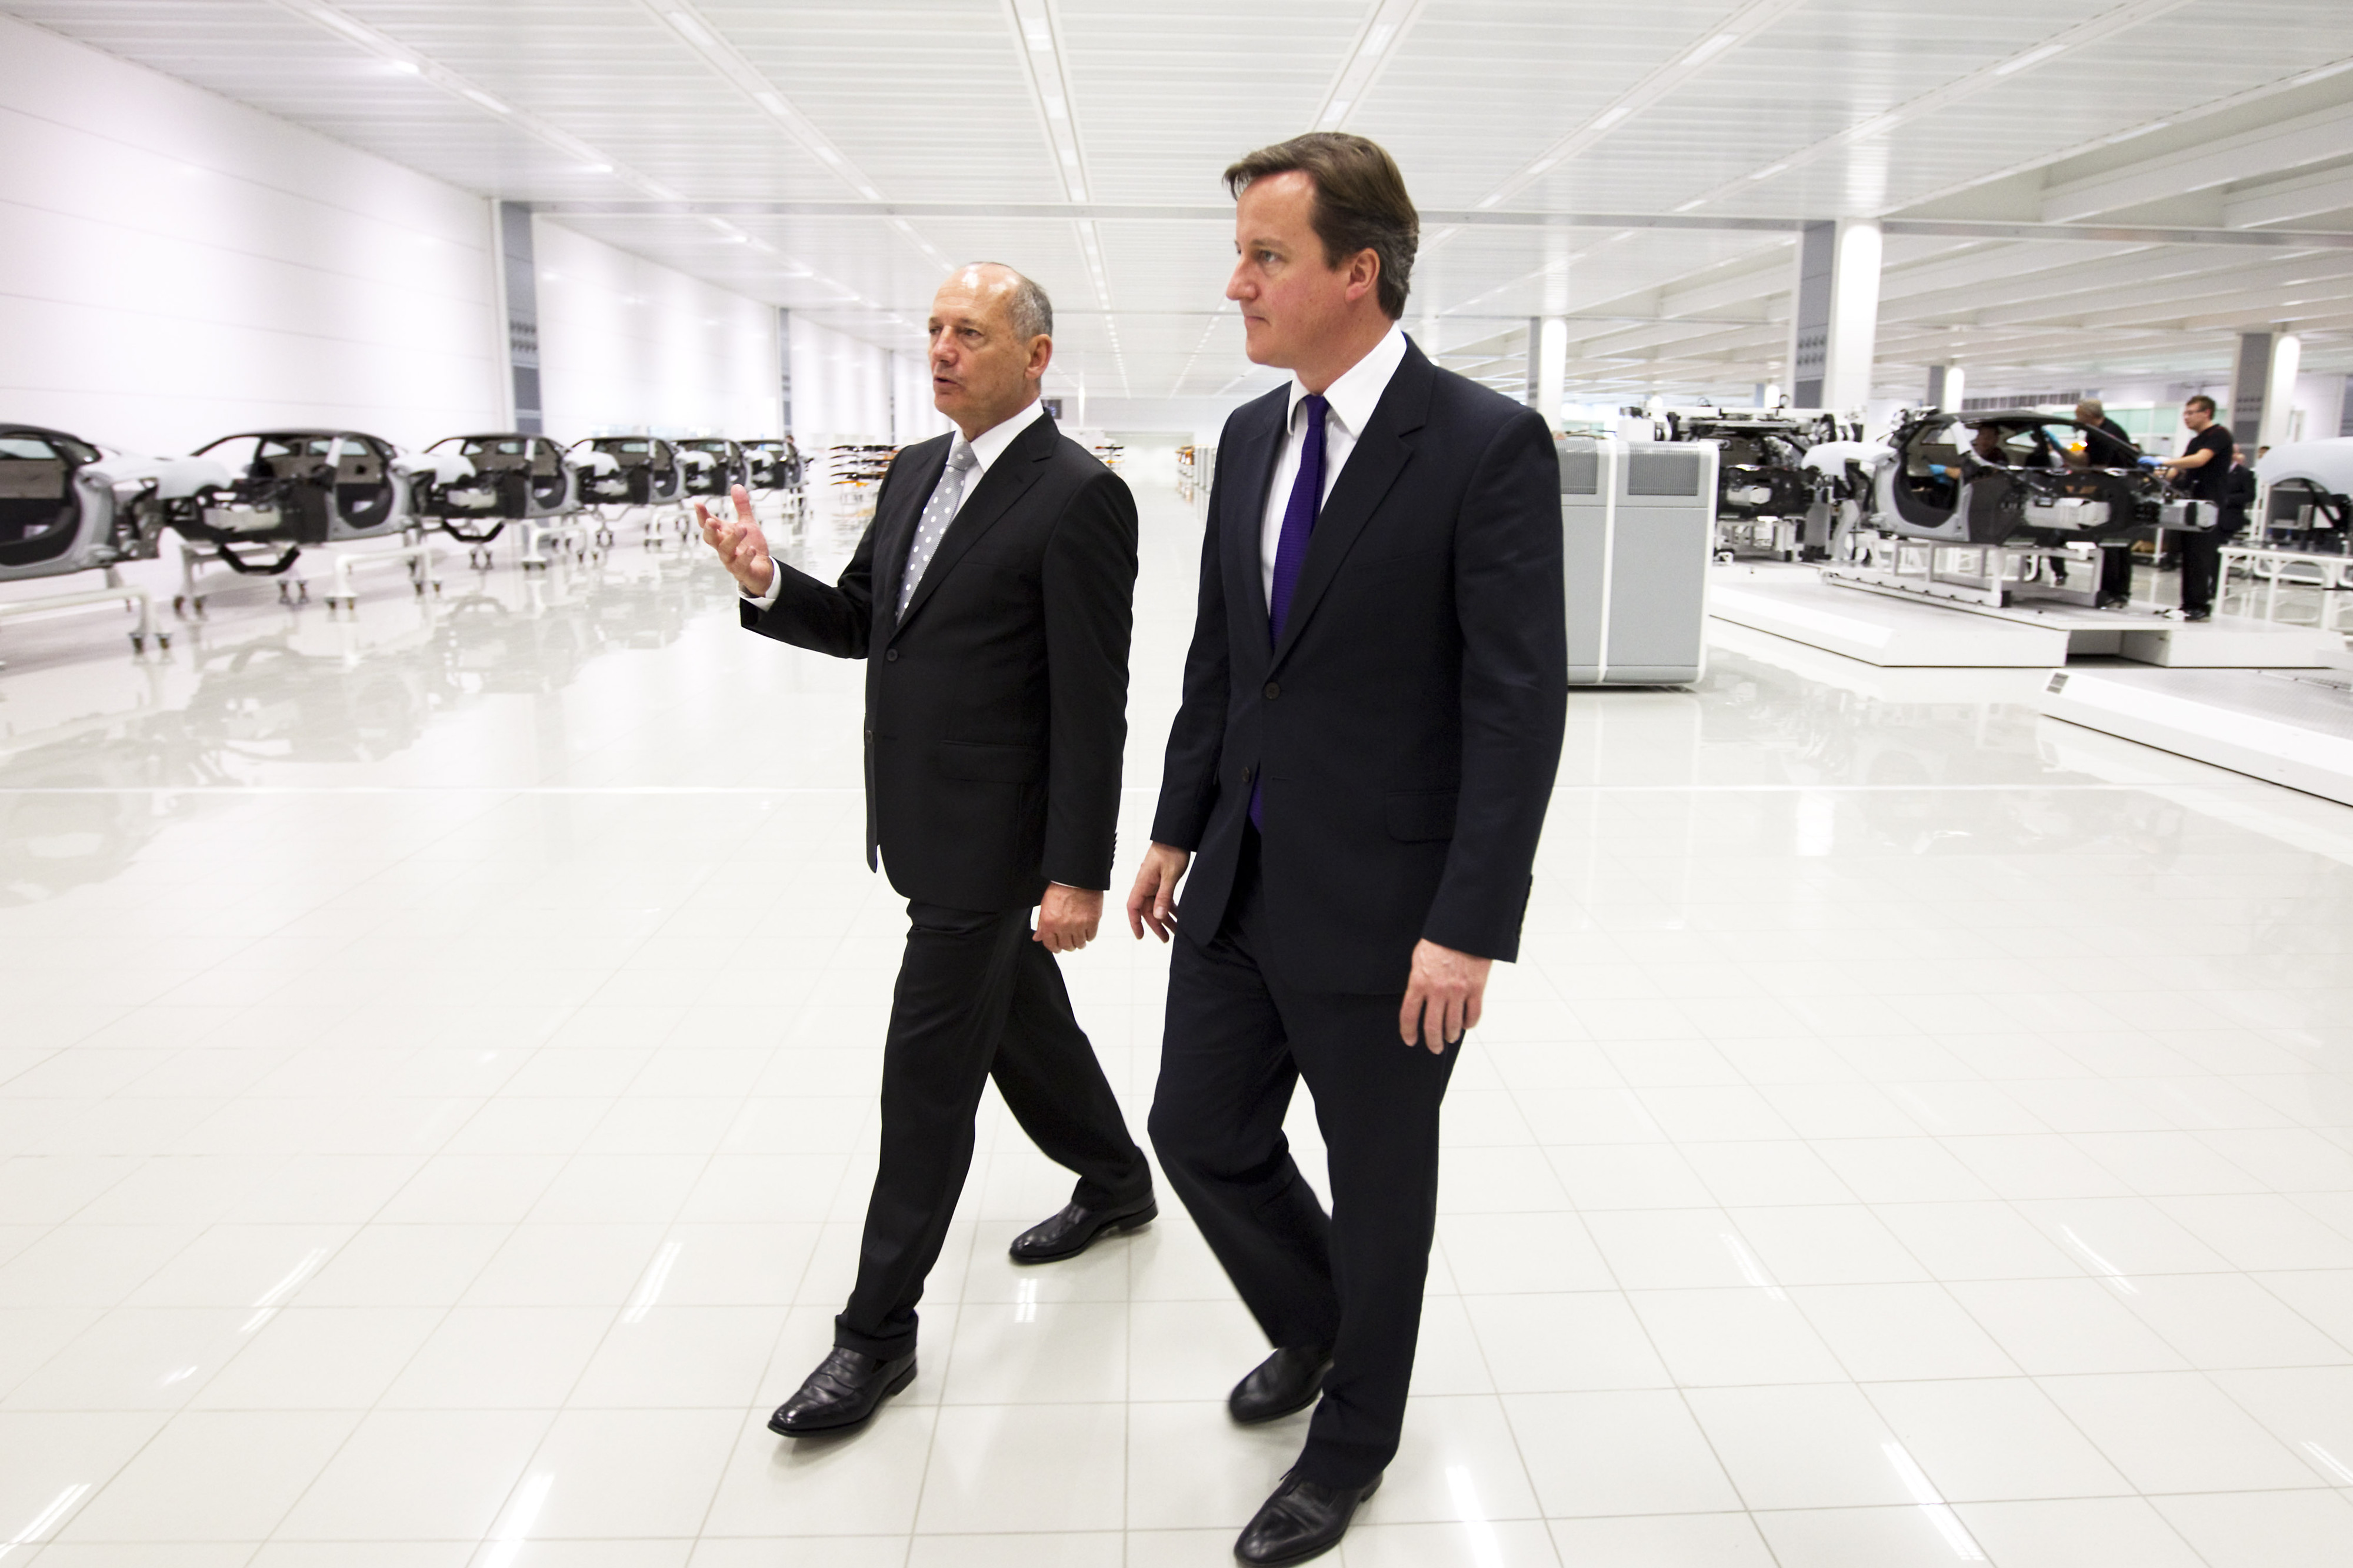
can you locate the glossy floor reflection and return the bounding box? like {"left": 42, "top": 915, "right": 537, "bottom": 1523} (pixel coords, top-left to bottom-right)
{"left": 5, "top": 463, "right": 2353, "bottom": 1566}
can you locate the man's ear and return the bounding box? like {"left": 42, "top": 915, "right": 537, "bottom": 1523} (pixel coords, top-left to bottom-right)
{"left": 1028, "top": 335, "right": 1055, "bottom": 382}
{"left": 1346, "top": 248, "right": 1381, "bottom": 305}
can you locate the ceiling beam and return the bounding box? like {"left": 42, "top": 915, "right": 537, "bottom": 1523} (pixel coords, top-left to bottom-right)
{"left": 528, "top": 199, "right": 2353, "bottom": 249}
{"left": 2042, "top": 101, "right": 2353, "bottom": 222}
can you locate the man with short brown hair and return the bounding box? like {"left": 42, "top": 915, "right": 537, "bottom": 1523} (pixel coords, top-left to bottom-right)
{"left": 1131, "top": 134, "right": 1566, "bottom": 1564}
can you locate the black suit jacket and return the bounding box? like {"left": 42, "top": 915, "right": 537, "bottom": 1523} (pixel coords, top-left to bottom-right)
{"left": 1151, "top": 339, "right": 1568, "bottom": 992}
{"left": 743, "top": 412, "right": 1137, "bottom": 912}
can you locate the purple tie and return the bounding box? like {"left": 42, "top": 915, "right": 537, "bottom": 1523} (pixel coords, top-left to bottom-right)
{"left": 1252, "top": 393, "right": 1327, "bottom": 830}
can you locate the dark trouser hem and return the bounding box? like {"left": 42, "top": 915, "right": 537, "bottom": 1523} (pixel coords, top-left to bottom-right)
{"left": 832, "top": 1310, "right": 916, "bottom": 1362}
{"left": 1148, "top": 829, "right": 1454, "bottom": 1483}
{"left": 2179, "top": 529, "right": 2227, "bottom": 613}
{"left": 835, "top": 896, "right": 1150, "bottom": 1351}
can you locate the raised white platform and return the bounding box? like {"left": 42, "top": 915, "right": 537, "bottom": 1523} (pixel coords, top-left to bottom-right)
{"left": 2042, "top": 666, "right": 2353, "bottom": 806}
{"left": 1709, "top": 563, "right": 2342, "bottom": 669}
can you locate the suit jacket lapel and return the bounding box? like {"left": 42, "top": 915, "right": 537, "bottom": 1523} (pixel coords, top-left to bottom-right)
{"left": 875, "top": 435, "right": 948, "bottom": 627}
{"left": 1224, "top": 389, "right": 1289, "bottom": 672}
{"left": 892, "top": 413, "right": 1054, "bottom": 636}
{"left": 1269, "top": 342, "right": 1435, "bottom": 669}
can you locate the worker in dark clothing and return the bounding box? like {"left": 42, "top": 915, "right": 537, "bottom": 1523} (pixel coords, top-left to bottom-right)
{"left": 2152, "top": 395, "right": 2236, "bottom": 622}
{"left": 2074, "top": 398, "right": 2142, "bottom": 608}
{"left": 2220, "top": 445, "right": 2258, "bottom": 536}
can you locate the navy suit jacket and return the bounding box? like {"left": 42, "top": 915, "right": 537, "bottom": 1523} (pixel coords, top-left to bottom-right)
{"left": 1151, "top": 338, "right": 1567, "bottom": 991}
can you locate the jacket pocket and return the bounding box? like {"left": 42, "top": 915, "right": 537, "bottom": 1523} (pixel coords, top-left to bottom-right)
{"left": 936, "top": 741, "right": 1045, "bottom": 783}
{"left": 1385, "top": 790, "right": 1458, "bottom": 842}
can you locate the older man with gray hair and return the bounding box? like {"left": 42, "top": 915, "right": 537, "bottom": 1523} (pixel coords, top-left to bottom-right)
{"left": 701, "top": 261, "right": 1154, "bottom": 1436}
{"left": 2074, "top": 396, "right": 2142, "bottom": 608}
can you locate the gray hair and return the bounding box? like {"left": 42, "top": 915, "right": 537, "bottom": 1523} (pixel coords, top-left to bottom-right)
{"left": 2075, "top": 396, "right": 2105, "bottom": 418}
{"left": 965, "top": 261, "right": 1053, "bottom": 341}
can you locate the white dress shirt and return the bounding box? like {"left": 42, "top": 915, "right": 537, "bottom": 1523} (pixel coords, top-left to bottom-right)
{"left": 743, "top": 397, "right": 1049, "bottom": 610}
{"left": 1260, "top": 322, "right": 1409, "bottom": 607}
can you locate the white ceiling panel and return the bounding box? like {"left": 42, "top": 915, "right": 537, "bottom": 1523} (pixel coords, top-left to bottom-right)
{"left": 6, "top": 0, "right": 2351, "bottom": 404}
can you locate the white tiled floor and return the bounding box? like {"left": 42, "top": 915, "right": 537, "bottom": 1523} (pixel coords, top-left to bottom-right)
{"left": 5, "top": 453, "right": 2353, "bottom": 1564}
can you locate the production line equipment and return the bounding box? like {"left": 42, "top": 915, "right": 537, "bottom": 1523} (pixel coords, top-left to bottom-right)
{"left": 1819, "top": 408, "right": 2216, "bottom": 611}
{"left": 2254, "top": 436, "right": 2353, "bottom": 551}
{"left": 165, "top": 429, "right": 466, "bottom": 616}
{"left": 414, "top": 433, "right": 589, "bottom": 569}
{"left": 1558, "top": 433, "right": 1718, "bottom": 686}
{"left": 569, "top": 435, "right": 688, "bottom": 552}
{"left": 0, "top": 423, "right": 226, "bottom": 660}
{"left": 1635, "top": 406, "right": 1859, "bottom": 562}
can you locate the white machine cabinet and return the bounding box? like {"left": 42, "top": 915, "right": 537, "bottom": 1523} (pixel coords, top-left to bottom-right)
{"left": 1559, "top": 434, "right": 1718, "bottom": 686}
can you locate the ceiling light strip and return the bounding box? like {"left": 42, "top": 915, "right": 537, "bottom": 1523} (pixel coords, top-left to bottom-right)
{"left": 1464, "top": 0, "right": 1808, "bottom": 215}
{"left": 1669, "top": 0, "right": 2193, "bottom": 213}
{"left": 643, "top": 1, "right": 884, "bottom": 202}
{"left": 1308, "top": 0, "right": 1428, "bottom": 132}
{"left": 1006, "top": 0, "right": 1093, "bottom": 203}
{"left": 276, "top": 0, "right": 683, "bottom": 199}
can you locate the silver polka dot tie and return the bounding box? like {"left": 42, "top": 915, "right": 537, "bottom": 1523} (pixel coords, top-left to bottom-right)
{"left": 898, "top": 438, "right": 978, "bottom": 616}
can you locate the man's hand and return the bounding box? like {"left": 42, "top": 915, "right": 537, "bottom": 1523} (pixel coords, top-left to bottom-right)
{"left": 695, "top": 483, "right": 775, "bottom": 596}
{"left": 1400, "top": 939, "right": 1492, "bottom": 1054}
{"left": 1126, "top": 843, "right": 1191, "bottom": 942}
{"left": 1035, "top": 884, "right": 1102, "bottom": 954}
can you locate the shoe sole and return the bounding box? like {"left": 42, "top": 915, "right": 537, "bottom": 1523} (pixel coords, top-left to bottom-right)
{"left": 769, "top": 1356, "right": 917, "bottom": 1437}
{"left": 1007, "top": 1204, "right": 1157, "bottom": 1265}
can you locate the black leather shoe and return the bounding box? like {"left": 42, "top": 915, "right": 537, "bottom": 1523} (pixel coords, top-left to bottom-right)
{"left": 1228, "top": 1345, "right": 1332, "bottom": 1424}
{"left": 1008, "top": 1194, "right": 1157, "bottom": 1263}
{"left": 767, "top": 1346, "right": 916, "bottom": 1436}
{"left": 1234, "top": 1470, "right": 1380, "bottom": 1565}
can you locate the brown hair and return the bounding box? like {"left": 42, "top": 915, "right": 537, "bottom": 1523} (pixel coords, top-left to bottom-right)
{"left": 2185, "top": 393, "right": 2217, "bottom": 415}
{"left": 1224, "top": 133, "right": 1418, "bottom": 319}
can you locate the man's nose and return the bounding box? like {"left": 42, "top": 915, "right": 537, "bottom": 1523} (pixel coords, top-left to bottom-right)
{"left": 1225, "top": 266, "right": 1251, "bottom": 302}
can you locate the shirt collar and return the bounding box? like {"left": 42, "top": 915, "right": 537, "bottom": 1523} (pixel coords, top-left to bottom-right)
{"left": 962, "top": 398, "right": 1048, "bottom": 476}
{"left": 1287, "top": 322, "right": 1409, "bottom": 438}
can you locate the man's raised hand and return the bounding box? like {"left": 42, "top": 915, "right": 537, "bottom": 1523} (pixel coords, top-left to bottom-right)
{"left": 696, "top": 483, "right": 775, "bottom": 596}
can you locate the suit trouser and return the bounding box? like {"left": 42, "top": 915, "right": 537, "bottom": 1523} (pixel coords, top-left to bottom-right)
{"left": 1148, "top": 835, "right": 1459, "bottom": 1487}
{"left": 835, "top": 898, "right": 1152, "bottom": 1359}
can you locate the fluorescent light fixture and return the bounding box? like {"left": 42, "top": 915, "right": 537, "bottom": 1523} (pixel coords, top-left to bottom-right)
{"left": 1849, "top": 112, "right": 1897, "bottom": 138}
{"left": 755, "top": 90, "right": 785, "bottom": 114}
{"left": 1068, "top": 185, "right": 1085, "bottom": 199}
{"left": 665, "top": 10, "right": 715, "bottom": 49}
{"left": 312, "top": 8, "right": 376, "bottom": 44}
{"left": 583, "top": 162, "right": 612, "bottom": 173}
{"left": 1994, "top": 42, "right": 2066, "bottom": 76}
{"left": 816, "top": 146, "right": 842, "bottom": 164}
{"left": 1529, "top": 155, "right": 1558, "bottom": 173}
{"left": 1023, "top": 16, "right": 1052, "bottom": 49}
{"left": 1674, "top": 197, "right": 1706, "bottom": 212}
{"left": 1750, "top": 161, "right": 1789, "bottom": 179}
{"left": 1683, "top": 31, "right": 1739, "bottom": 67}
{"left": 390, "top": 58, "right": 419, "bottom": 74}
{"left": 1045, "top": 93, "right": 1066, "bottom": 119}
{"left": 1363, "top": 21, "right": 1397, "bottom": 55}
{"left": 1322, "top": 99, "right": 1349, "bottom": 125}
{"left": 1061, "top": 148, "right": 1079, "bottom": 166}
{"left": 464, "top": 88, "right": 512, "bottom": 115}
{"left": 1593, "top": 103, "right": 1631, "bottom": 129}
{"left": 1475, "top": 192, "right": 1501, "bottom": 209}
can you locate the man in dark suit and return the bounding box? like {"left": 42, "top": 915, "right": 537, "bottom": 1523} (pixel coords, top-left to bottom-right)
{"left": 699, "top": 262, "right": 1155, "bottom": 1436}
{"left": 2073, "top": 397, "right": 2142, "bottom": 608}
{"left": 1127, "top": 135, "right": 1566, "bottom": 1565}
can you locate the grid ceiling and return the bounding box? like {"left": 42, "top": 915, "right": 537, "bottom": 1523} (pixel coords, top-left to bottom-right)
{"left": 8, "top": 0, "right": 2353, "bottom": 406}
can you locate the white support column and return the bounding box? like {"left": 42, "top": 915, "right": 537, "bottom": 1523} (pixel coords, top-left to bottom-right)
{"left": 1819, "top": 218, "right": 1882, "bottom": 414}
{"left": 1537, "top": 316, "right": 1568, "bottom": 431}
{"left": 2262, "top": 332, "right": 2301, "bottom": 448}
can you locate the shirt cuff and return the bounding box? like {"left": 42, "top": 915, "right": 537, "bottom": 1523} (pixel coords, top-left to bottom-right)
{"left": 741, "top": 564, "right": 784, "bottom": 610}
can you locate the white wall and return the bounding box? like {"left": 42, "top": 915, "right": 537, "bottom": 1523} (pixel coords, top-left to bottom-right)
{"left": 0, "top": 14, "right": 504, "bottom": 456}
{"left": 533, "top": 221, "right": 779, "bottom": 438}
{"left": 889, "top": 350, "right": 952, "bottom": 446}
{"left": 788, "top": 316, "right": 892, "bottom": 442}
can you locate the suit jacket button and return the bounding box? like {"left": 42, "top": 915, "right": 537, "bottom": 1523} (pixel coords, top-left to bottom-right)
{"left": 1264, "top": 681, "right": 1279, "bottom": 700}
{"left": 885, "top": 649, "right": 899, "bottom": 662}
{"left": 1241, "top": 765, "right": 1253, "bottom": 783}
